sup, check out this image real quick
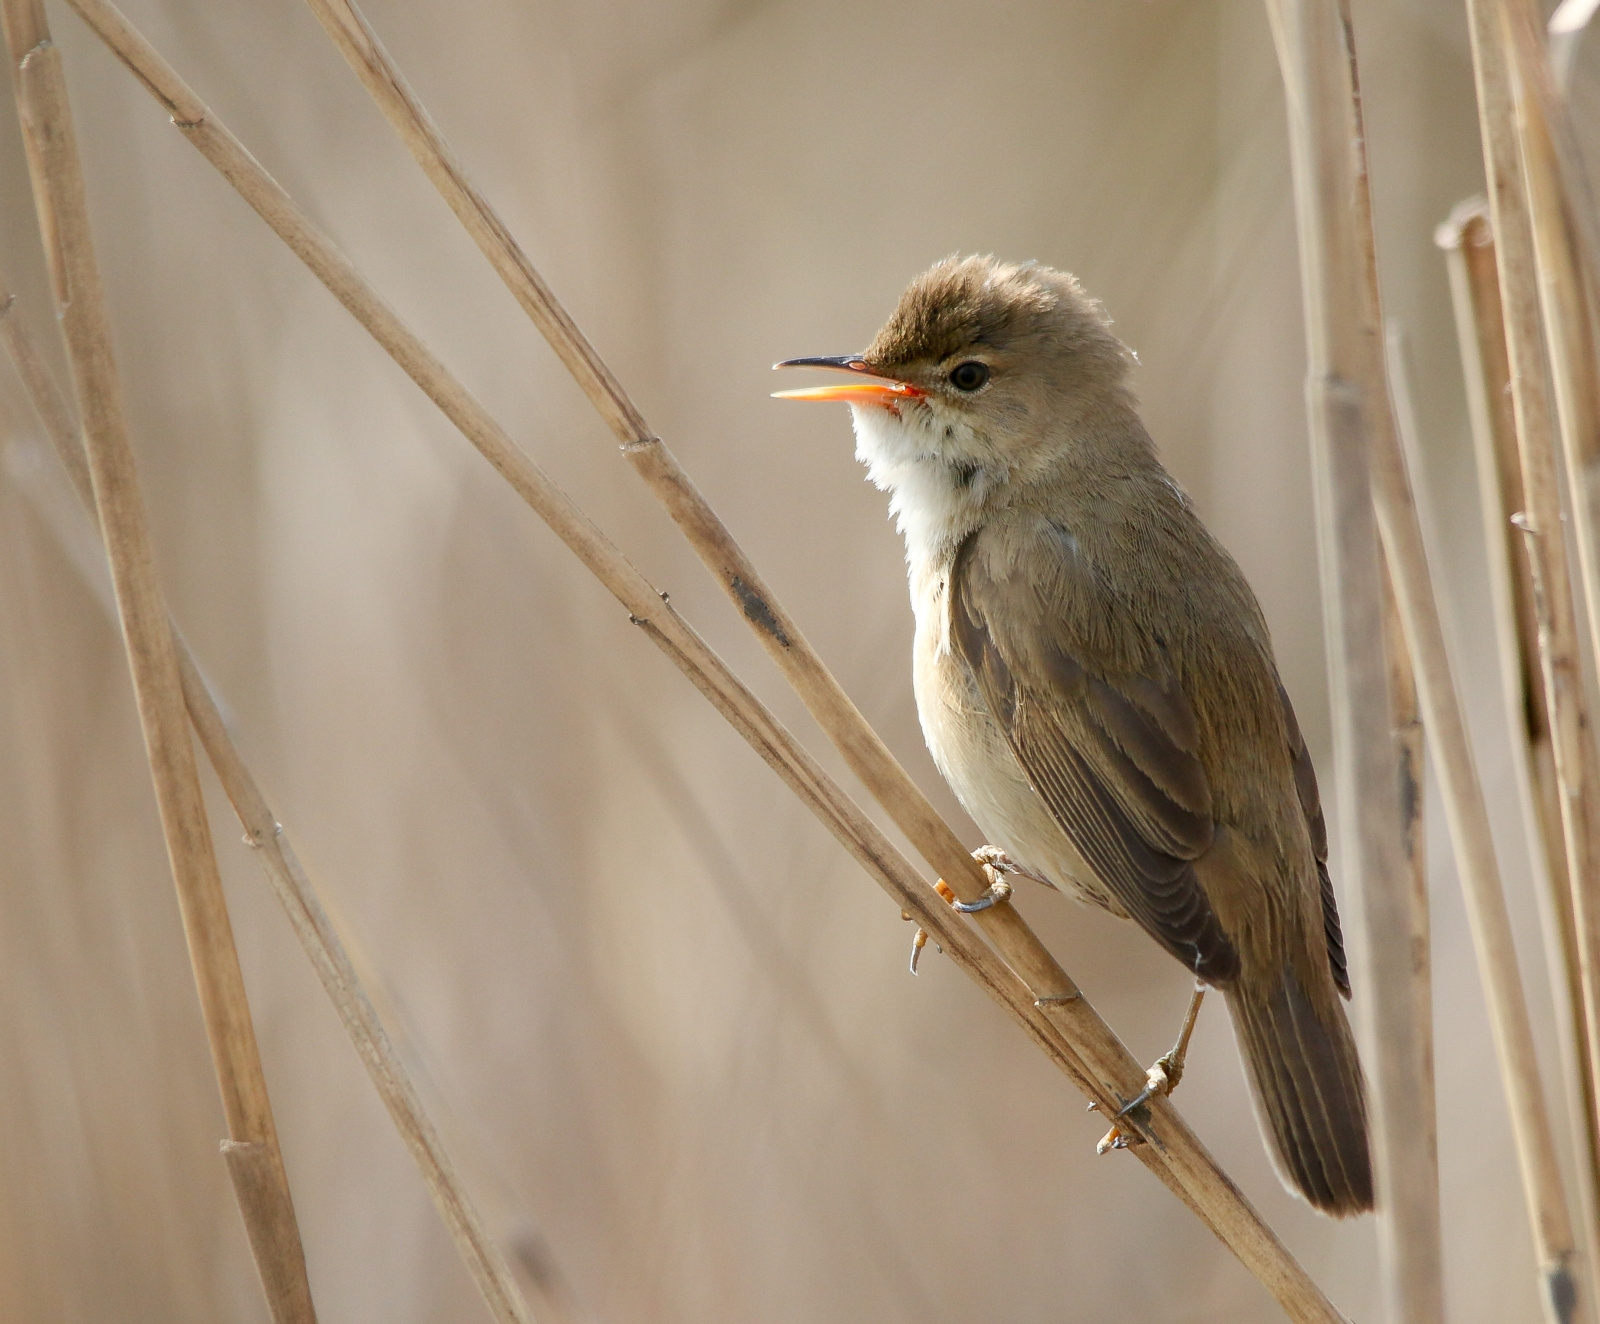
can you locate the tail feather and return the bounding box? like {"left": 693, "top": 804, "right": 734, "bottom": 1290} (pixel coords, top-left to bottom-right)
{"left": 1227, "top": 968, "right": 1373, "bottom": 1216}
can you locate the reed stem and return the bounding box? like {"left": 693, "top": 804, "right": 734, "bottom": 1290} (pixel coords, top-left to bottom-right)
{"left": 1271, "top": 3, "right": 1592, "bottom": 1319}
{"left": 1439, "top": 199, "right": 1600, "bottom": 1317}
{"left": 0, "top": 2, "right": 315, "bottom": 1319}
{"left": 1263, "top": 4, "right": 1445, "bottom": 1319}
{"left": 1466, "top": 6, "right": 1600, "bottom": 1314}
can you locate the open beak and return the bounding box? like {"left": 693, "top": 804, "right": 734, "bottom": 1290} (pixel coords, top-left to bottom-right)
{"left": 771, "top": 355, "right": 924, "bottom": 404}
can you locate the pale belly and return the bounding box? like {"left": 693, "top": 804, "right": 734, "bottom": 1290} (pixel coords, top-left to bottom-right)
{"left": 911, "top": 604, "right": 1125, "bottom": 917}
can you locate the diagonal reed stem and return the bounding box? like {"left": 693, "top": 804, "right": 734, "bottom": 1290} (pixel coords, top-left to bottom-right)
{"left": 0, "top": 2, "right": 316, "bottom": 1321}
{"left": 0, "top": 271, "right": 547, "bottom": 1324}
{"left": 57, "top": 0, "right": 1345, "bottom": 1315}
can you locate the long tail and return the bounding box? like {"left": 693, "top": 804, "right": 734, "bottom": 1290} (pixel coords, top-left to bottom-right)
{"left": 1227, "top": 968, "right": 1374, "bottom": 1216}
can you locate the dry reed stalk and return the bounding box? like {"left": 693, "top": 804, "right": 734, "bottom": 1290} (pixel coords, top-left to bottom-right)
{"left": 1501, "top": 0, "right": 1600, "bottom": 789}
{"left": 1439, "top": 200, "right": 1600, "bottom": 1306}
{"left": 1275, "top": 1, "right": 1591, "bottom": 1316}
{"left": 1373, "top": 336, "right": 1438, "bottom": 1324}
{"left": 0, "top": 4, "right": 317, "bottom": 1322}
{"left": 1467, "top": 5, "right": 1600, "bottom": 1310}
{"left": 1377, "top": 330, "right": 1439, "bottom": 1297}
{"left": 1380, "top": 542, "right": 1440, "bottom": 1294}
{"left": 0, "top": 271, "right": 548, "bottom": 1324}
{"left": 1262, "top": 4, "right": 1444, "bottom": 1319}
{"left": 219, "top": 1142, "right": 320, "bottom": 1317}
{"left": 1498, "top": 23, "right": 1600, "bottom": 1257}
{"left": 56, "top": 1, "right": 1350, "bottom": 1315}
{"left": 1376, "top": 335, "right": 1433, "bottom": 1160}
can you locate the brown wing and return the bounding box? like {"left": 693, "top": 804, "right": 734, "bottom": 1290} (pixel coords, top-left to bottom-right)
{"left": 1276, "top": 682, "right": 1351, "bottom": 998}
{"left": 950, "top": 526, "right": 1240, "bottom": 984}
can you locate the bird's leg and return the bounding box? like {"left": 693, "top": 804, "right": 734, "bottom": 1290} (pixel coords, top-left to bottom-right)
{"left": 1095, "top": 980, "right": 1208, "bottom": 1154}
{"left": 906, "top": 846, "right": 1031, "bottom": 973}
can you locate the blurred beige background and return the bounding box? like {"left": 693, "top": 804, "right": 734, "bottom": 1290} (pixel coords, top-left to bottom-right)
{"left": 0, "top": 0, "right": 1587, "bottom": 1320}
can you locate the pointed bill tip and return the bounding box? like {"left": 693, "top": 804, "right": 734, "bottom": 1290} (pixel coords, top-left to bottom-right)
{"left": 773, "top": 355, "right": 872, "bottom": 372}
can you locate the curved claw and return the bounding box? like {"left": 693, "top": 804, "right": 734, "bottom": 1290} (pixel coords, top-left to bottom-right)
{"left": 952, "top": 879, "right": 1012, "bottom": 913}
{"left": 1100, "top": 1059, "right": 1174, "bottom": 1151}
{"left": 909, "top": 927, "right": 928, "bottom": 975}
{"left": 1116, "top": 1057, "right": 1176, "bottom": 1118}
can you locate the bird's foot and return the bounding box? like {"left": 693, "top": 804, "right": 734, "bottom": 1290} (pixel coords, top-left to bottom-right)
{"left": 906, "top": 847, "right": 1028, "bottom": 974}
{"left": 1091, "top": 1054, "right": 1182, "bottom": 1153}
{"left": 937, "top": 874, "right": 1013, "bottom": 914}
{"left": 1092, "top": 980, "right": 1208, "bottom": 1154}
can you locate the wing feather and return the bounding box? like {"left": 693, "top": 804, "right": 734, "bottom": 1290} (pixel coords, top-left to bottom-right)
{"left": 1276, "top": 682, "right": 1351, "bottom": 998}
{"left": 951, "top": 527, "right": 1240, "bottom": 983}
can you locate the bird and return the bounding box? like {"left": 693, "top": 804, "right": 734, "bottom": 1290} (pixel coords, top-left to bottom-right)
{"left": 773, "top": 254, "right": 1373, "bottom": 1217}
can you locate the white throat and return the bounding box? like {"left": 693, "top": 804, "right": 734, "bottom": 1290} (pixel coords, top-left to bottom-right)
{"left": 851, "top": 402, "right": 999, "bottom": 575}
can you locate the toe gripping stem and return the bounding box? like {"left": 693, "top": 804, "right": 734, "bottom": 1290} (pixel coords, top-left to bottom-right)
{"left": 1090, "top": 1064, "right": 1170, "bottom": 1155}
{"left": 945, "top": 877, "right": 1014, "bottom": 913}
{"left": 905, "top": 863, "right": 1016, "bottom": 974}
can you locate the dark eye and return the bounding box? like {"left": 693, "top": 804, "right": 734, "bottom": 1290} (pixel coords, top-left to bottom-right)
{"left": 949, "top": 361, "right": 990, "bottom": 392}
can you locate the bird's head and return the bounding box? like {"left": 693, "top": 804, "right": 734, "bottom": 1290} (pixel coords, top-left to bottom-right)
{"left": 775, "top": 255, "right": 1139, "bottom": 551}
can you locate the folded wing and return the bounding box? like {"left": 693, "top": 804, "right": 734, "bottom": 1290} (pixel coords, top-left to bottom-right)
{"left": 950, "top": 525, "right": 1240, "bottom": 983}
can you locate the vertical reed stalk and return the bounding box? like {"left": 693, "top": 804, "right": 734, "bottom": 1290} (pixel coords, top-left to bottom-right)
{"left": 56, "top": 0, "right": 1350, "bottom": 1314}
{"left": 1380, "top": 548, "right": 1439, "bottom": 1292}
{"left": 0, "top": 2, "right": 315, "bottom": 1320}
{"left": 1263, "top": 4, "right": 1443, "bottom": 1319}
{"left": 1439, "top": 199, "right": 1600, "bottom": 1305}
{"left": 1497, "top": 29, "right": 1600, "bottom": 1276}
{"left": 1377, "top": 333, "right": 1438, "bottom": 1322}
{"left": 1467, "top": 9, "right": 1600, "bottom": 1309}
{"left": 1499, "top": 0, "right": 1600, "bottom": 680}
{"left": 1272, "top": 0, "right": 1593, "bottom": 1316}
